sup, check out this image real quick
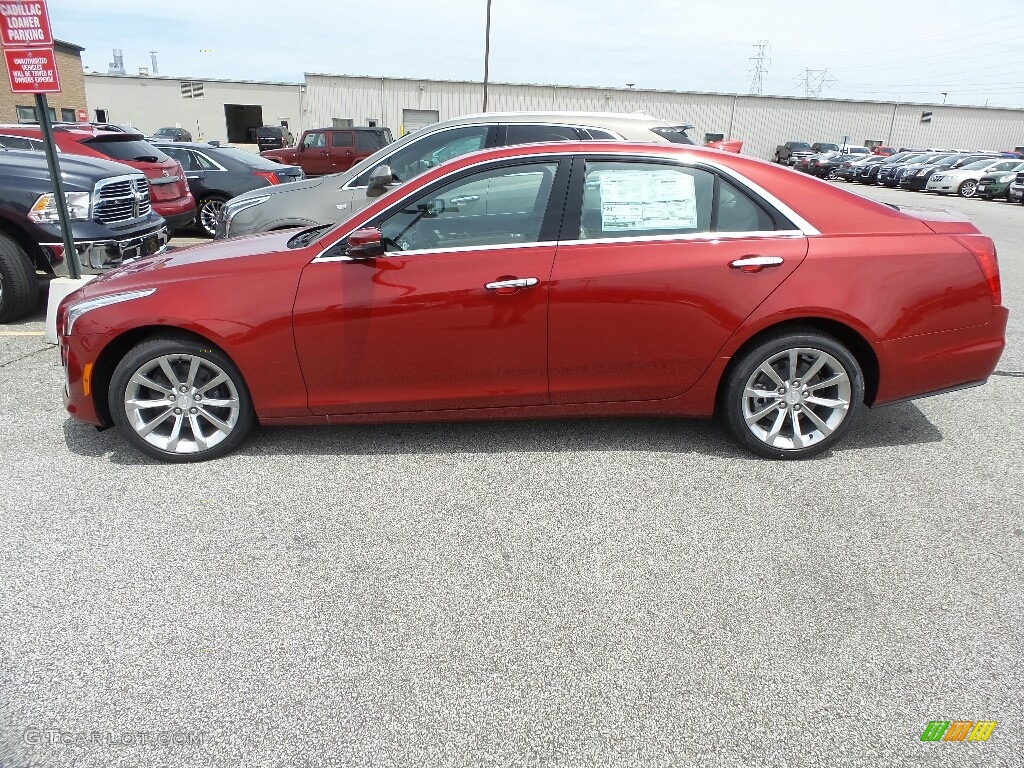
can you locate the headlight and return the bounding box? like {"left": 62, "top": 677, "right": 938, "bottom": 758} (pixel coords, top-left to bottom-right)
{"left": 28, "top": 192, "right": 91, "bottom": 223}
{"left": 63, "top": 289, "right": 156, "bottom": 336}
{"left": 222, "top": 194, "right": 270, "bottom": 219}
{"left": 997, "top": 174, "right": 1014, "bottom": 183}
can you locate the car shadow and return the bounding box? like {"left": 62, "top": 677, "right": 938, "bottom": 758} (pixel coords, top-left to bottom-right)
{"left": 62, "top": 401, "right": 943, "bottom": 465}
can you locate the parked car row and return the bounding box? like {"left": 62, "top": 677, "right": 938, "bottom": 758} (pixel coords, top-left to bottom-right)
{"left": 800, "top": 146, "right": 1024, "bottom": 201}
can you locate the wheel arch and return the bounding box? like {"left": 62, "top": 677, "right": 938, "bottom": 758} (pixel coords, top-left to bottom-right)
{"left": 716, "top": 317, "right": 880, "bottom": 409}
{"left": 0, "top": 216, "right": 49, "bottom": 272}
{"left": 90, "top": 325, "right": 235, "bottom": 427}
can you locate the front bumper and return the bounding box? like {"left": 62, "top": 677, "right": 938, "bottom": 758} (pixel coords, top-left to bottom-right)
{"left": 41, "top": 226, "right": 169, "bottom": 277}
{"left": 976, "top": 181, "right": 1010, "bottom": 198}
{"left": 900, "top": 175, "right": 931, "bottom": 190}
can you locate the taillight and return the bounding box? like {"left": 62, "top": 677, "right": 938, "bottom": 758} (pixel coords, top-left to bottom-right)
{"left": 252, "top": 170, "right": 280, "bottom": 185}
{"left": 955, "top": 235, "right": 1001, "bottom": 305}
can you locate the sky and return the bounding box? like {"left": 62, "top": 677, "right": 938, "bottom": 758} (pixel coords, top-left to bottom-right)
{"left": 49, "top": 0, "right": 1024, "bottom": 109}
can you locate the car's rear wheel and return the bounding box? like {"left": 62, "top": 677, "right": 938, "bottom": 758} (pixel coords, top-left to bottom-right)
{"left": 826, "top": 169, "right": 838, "bottom": 180}
{"left": 197, "top": 197, "right": 229, "bottom": 237}
{"left": 0, "top": 232, "right": 38, "bottom": 323}
{"left": 722, "top": 332, "right": 864, "bottom": 459}
{"left": 957, "top": 180, "right": 978, "bottom": 198}
{"left": 109, "top": 335, "right": 255, "bottom": 462}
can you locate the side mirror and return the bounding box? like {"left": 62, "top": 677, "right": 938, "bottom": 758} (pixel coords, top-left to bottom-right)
{"left": 367, "top": 164, "right": 394, "bottom": 191}
{"left": 345, "top": 227, "right": 385, "bottom": 259}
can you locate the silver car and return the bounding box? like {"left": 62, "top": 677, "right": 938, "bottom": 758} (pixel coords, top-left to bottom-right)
{"left": 215, "top": 112, "right": 697, "bottom": 239}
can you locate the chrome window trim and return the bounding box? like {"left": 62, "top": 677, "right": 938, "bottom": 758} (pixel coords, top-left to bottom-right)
{"left": 313, "top": 149, "right": 818, "bottom": 263}
{"left": 317, "top": 240, "right": 559, "bottom": 263}
{"left": 191, "top": 151, "right": 228, "bottom": 172}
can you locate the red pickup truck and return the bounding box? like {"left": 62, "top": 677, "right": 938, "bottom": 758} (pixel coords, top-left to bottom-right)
{"left": 261, "top": 127, "right": 393, "bottom": 176}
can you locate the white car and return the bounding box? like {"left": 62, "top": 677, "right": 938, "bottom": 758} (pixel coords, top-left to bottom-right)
{"left": 926, "top": 158, "right": 1024, "bottom": 197}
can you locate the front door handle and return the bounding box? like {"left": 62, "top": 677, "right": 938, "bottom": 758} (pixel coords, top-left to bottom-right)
{"left": 485, "top": 277, "right": 539, "bottom": 294}
{"left": 730, "top": 256, "right": 784, "bottom": 273}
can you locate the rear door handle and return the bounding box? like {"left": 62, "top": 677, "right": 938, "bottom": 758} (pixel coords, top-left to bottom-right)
{"left": 485, "top": 277, "right": 539, "bottom": 293}
{"left": 730, "top": 256, "right": 784, "bottom": 273}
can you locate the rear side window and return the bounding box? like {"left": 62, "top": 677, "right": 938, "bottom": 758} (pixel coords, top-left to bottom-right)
{"left": 161, "top": 146, "right": 198, "bottom": 170}
{"left": 583, "top": 128, "right": 618, "bottom": 140}
{"left": 356, "top": 132, "right": 384, "bottom": 152}
{"left": 505, "top": 124, "right": 582, "bottom": 145}
{"left": 579, "top": 161, "right": 714, "bottom": 237}
{"left": 0, "top": 134, "right": 38, "bottom": 149}
{"left": 331, "top": 131, "right": 353, "bottom": 148}
{"left": 85, "top": 138, "right": 169, "bottom": 163}
{"left": 576, "top": 160, "right": 780, "bottom": 239}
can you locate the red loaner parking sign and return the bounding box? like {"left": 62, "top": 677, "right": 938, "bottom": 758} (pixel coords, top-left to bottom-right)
{"left": 0, "top": 2, "right": 54, "bottom": 47}
{"left": 4, "top": 46, "right": 59, "bottom": 92}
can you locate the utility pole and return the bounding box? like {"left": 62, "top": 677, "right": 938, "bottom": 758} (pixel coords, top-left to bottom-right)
{"left": 794, "top": 68, "right": 837, "bottom": 98}
{"left": 482, "top": 0, "right": 492, "bottom": 111}
{"left": 748, "top": 40, "right": 770, "bottom": 96}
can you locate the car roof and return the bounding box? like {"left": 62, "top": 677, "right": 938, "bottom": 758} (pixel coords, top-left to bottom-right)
{"left": 425, "top": 111, "right": 677, "bottom": 131}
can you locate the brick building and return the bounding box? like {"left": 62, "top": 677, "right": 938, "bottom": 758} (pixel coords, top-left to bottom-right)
{"left": 0, "top": 39, "right": 86, "bottom": 124}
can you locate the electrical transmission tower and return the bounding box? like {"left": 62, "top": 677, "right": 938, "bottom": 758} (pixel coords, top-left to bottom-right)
{"left": 794, "top": 68, "right": 837, "bottom": 98}
{"left": 749, "top": 41, "right": 770, "bottom": 96}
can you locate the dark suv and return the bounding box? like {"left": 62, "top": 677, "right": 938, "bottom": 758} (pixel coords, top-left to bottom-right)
{"left": 255, "top": 125, "right": 295, "bottom": 152}
{"left": 0, "top": 149, "right": 168, "bottom": 322}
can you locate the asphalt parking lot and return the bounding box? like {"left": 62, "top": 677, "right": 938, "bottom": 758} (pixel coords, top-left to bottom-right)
{"left": 1, "top": 185, "right": 1021, "bottom": 767}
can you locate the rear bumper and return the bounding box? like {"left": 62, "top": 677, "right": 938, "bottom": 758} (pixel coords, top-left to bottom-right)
{"left": 873, "top": 307, "right": 1009, "bottom": 405}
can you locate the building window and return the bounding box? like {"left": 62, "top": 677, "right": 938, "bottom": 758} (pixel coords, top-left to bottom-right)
{"left": 16, "top": 105, "right": 56, "bottom": 123}
{"left": 180, "top": 81, "right": 204, "bottom": 99}
{"left": 61, "top": 108, "right": 76, "bottom": 123}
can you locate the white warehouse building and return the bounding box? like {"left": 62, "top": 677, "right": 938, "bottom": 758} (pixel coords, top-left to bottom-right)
{"left": 86, "top": 71, "right": 1024, "bottom": 159}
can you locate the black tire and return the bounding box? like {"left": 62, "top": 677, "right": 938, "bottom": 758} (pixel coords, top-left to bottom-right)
{"left": 721, "top": 331, "right": 864, "bottom": 460}
{"left": 0, "top": 232, "right": 39, "bottom": 323}
{"left": 197, "top": 196, "right": 229, "bottom": 238}
{"left": 108, "top": 335, "right": 255, "bottom": 462}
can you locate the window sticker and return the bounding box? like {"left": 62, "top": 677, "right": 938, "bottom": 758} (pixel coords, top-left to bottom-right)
{"left": 595, "top": 169, "right": 697, "bottom": 230}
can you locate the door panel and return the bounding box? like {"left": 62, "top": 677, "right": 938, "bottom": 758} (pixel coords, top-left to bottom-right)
{"left": 292, "top": 247, "right": 555, "bottom": 414}
{"left": 330, "top": 131, "right": 355, "bottom": 172}
{"left": 548, "top": 236, "right": 807, "bottom": 403}
{"left": 301, "top": 131, "right": 330, "bottom": 174}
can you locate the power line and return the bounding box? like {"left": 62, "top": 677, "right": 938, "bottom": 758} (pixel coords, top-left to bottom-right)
{"left": 748, "top": 40, "right": 770, "bottom": 96}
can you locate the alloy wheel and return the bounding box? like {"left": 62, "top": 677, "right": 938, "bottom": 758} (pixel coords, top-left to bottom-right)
{"left": 741, "top": 347, "right": 853, "bottom": 451}
{"left": 958, "top": 180, "right": 978, "bottom": 198}
{"left": 199, "top": 199, "right": 225, "bottom": 236}
{"left": 123, "top": 353, "right": 241, "bottom": 455}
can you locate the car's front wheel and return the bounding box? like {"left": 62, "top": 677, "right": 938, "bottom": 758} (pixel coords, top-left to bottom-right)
{"left": 109, "top": 335, "right": 255, "bottom": 462}
{"left": 197, "top": 197, "right": 229, "bottom": 237}
{"left": 957, "top": 180, "right": 978, "bottom": 198}
{"left": 721, "top": 332, "right": 864, "bottom": 459}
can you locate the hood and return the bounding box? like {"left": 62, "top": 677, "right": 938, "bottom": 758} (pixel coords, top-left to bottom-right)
{"left": 81, "top": 229, "right": 314, "bottom": 297}
{"left": 231, "top": 174, "right": 328, "bottom": 203}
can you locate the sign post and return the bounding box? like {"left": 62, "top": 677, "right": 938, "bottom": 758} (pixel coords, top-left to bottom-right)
{"left": 1, "top": 1, "right": 82, "bottom": 280}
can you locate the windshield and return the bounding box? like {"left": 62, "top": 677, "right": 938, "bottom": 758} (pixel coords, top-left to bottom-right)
{"left": 650, "top": 126, "right": 697, "bottom": 144}
{"left": 214, "top": 146, "right": 289, "bottom": 169}
{"left": 153, "top": 128, "right": 176, "bottom": 137}
{"left": 960, "top": 159, "right": 996, "bottom": 170}
{"left": 789, "top": 143, "right": 811, "bottom": 151}
{"left": 84, "top": 137, "right": 169, "bottom": 163}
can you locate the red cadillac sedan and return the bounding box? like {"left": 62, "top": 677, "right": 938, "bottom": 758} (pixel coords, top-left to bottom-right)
{"left": 57, "top": 142, "right": 1008, "bottom": 462}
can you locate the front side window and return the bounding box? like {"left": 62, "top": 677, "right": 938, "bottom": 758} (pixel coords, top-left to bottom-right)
{"left": 505, "top": 125, "right": 581, "bottom": 145}
{"left": 378, "top": 161, "right": 559, "bottom": 252}
{"left": 303, "top": 132, "right": 326, "bottom": 149}
{"left": 381, "top": 126, "right": 490, "bottom": 184}
{"left": 331, "top": 131, "right": 354, "bottom": 148}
